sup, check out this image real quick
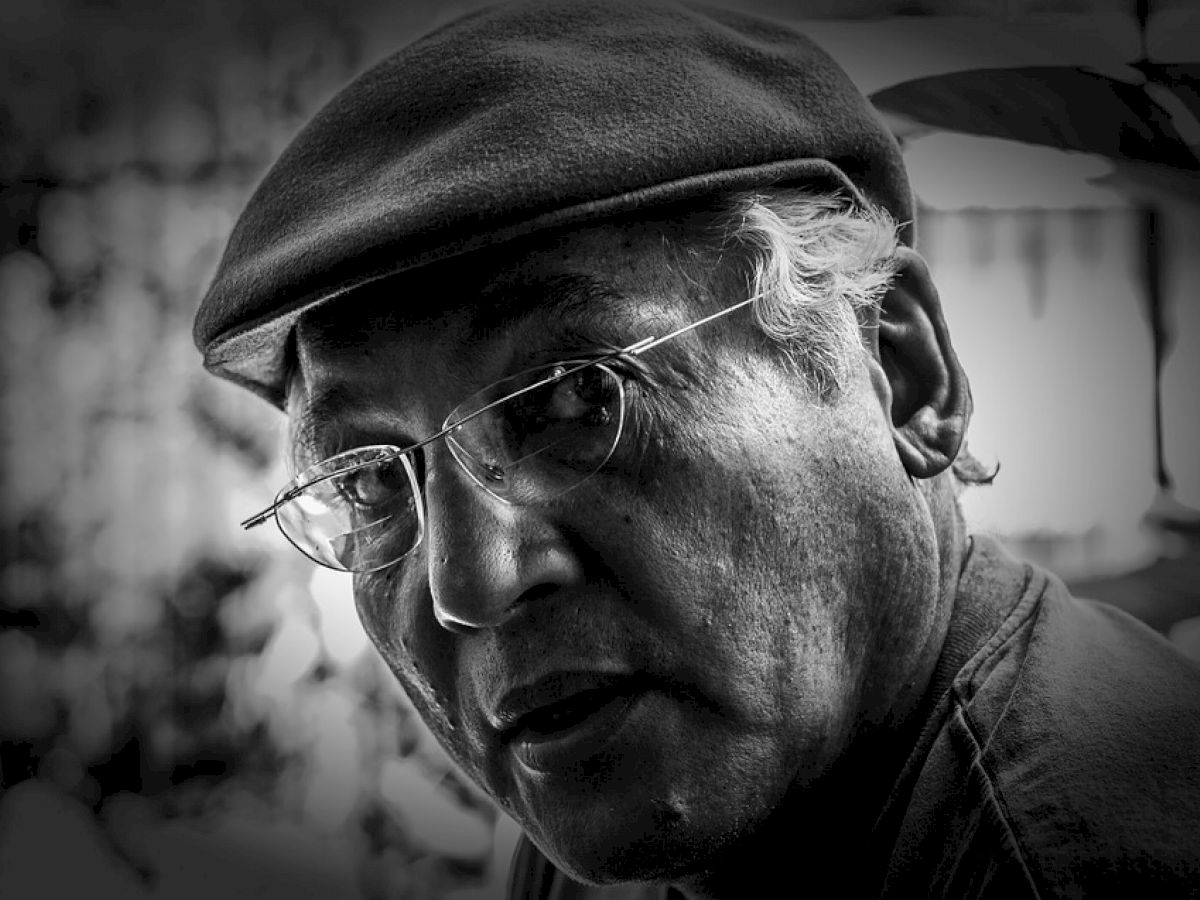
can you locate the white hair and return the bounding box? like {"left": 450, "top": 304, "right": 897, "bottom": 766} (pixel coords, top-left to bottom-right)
{"left": 715, "top": 189, "right": 904, "bottom": 398}
{"left": 710, "top": 189, "right": 994, "bottom": 488}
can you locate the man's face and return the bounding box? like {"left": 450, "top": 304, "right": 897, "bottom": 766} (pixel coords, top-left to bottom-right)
{"left": 291, "top": 219, "right": 941, "bottom": 884}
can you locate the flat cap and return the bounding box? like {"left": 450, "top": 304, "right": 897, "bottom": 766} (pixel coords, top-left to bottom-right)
{"left": 195, "top": 0, "right": 913, "bottom": 407}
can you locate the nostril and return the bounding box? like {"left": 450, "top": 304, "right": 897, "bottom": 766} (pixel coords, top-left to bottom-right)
{"left": 515, "top": 582, "right": 560, "bottom": 609}
{"left": 435, "top": 582, "right": 561, "bottom": 634}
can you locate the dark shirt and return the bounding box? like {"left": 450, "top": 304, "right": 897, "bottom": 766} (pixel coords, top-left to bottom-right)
{"left": 509, "top": 535, "right": 1200, "bottom": 898}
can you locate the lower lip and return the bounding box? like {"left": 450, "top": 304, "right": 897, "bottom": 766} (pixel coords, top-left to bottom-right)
{"left": 509, "top": 688, "right": 644, "bottom": 774}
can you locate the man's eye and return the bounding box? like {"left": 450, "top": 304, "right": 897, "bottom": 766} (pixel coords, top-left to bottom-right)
{"left": 545, "top": 371, "right": 594, "bottom": 421}
{"left": 338, "top": 458, "right": 409, "bottom": 509}
{"left": 534, "top": 366, "right": 617, "bottom": 426}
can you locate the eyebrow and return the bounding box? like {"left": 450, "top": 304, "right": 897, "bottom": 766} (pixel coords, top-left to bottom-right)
{"left": 471, "top": 272, "right": 635, "bottom": 337}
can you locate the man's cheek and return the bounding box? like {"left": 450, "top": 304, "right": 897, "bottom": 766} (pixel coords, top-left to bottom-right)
{"left": 352, "top": 568, "right": 407, "bottom": 655}
{"left": 353, "top": 569, "right": 460, "bottom": 733}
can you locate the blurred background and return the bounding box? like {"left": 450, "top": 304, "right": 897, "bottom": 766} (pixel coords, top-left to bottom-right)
{"left": 1, "top": 0, "right": 1197, "bottom": 897}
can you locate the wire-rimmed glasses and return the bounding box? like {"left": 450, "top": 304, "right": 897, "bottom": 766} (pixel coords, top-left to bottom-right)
{"left": 241, "top": 294, "right": 760, "bottom": 572}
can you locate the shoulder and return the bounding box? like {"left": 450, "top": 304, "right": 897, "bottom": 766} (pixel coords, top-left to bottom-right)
{"left": 947, "top": 540, "right": 1200, "bottom": 894}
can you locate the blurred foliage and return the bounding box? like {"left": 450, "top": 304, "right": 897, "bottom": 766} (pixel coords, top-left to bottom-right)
{"left": 0, "top": 1, "right": 508, "bottom": 897}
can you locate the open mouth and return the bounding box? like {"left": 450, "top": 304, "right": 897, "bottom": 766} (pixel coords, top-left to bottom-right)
{"left": 499, "top": 675, "right": 646, "bottom": 772}
{"left": 513, "top": 684, "right": 634, "bottom": 741}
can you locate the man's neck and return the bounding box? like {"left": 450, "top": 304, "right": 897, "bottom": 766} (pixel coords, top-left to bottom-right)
{"left": 670, "top": 710, "right": 933, "bottom": 900}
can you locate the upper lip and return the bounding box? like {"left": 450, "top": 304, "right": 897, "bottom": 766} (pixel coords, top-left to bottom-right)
{"left": 489, "top": 670, "right": 638, "bottom": 740}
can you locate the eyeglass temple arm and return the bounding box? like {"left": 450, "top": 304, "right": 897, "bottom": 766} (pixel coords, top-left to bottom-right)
{"left": 242, "top": 489, "right": 302, "bottom": 529}
{"left": 625, "top": 294, "right": 760, "bottom": 357}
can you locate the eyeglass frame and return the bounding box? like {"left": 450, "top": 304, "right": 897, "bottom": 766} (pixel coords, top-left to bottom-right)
{"left": 240, "top": 292, "right": 762, "bottom": 552}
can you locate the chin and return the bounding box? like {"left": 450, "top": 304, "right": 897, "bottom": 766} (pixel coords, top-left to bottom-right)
{"left": 531, "top": 794, "right": 741, "bottom": 888}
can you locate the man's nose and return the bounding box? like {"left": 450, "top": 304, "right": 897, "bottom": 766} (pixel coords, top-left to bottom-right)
{"left": 422, "top": 454, "right": 584, "bottom": 633}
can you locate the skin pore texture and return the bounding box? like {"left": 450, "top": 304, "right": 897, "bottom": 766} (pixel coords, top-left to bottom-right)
{"left": 289, "top": 213, "right": 971, "bottom": 899}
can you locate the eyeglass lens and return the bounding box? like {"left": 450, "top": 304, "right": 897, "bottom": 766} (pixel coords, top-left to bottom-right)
{"left": 276, "top": 447, "right": 425, "bottom": 572}
{"left": 446, "top": 361, "right": 625, "bottom": 503}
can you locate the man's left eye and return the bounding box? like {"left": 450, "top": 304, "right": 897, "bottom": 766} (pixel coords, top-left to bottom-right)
{"left": 539, "top": 366, "right": 617, "bottom": 425}
{"left": 542, "top": 369, "right": 592, "bottom": 420}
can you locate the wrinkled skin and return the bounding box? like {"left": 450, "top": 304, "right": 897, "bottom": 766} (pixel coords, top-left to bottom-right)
{"left": 290, "top": 218, "right": 964, "bottom": 897}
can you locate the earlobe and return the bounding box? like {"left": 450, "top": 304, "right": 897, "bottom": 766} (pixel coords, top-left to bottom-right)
{"left": 874, "top": 247, "right": 972, "bottom": 479}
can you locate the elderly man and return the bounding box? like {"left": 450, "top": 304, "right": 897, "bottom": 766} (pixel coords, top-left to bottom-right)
{"left": 194, "top": 2, "right": 1200, "bottom": 897}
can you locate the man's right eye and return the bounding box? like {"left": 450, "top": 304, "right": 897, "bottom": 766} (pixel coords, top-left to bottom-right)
{"left": 338, "top": 458, "right": 409, "bottom": 509}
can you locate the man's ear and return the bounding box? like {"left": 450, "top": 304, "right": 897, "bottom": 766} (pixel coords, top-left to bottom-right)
{"left": 868, "top": 246, "right": 972, "bottom": 479}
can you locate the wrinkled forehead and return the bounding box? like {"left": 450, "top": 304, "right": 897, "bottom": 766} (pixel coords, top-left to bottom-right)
{"left": 289, "top": 211, "right": 724, "bottom": 397}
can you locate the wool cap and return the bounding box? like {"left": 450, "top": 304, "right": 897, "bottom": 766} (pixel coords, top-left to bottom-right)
{"left": 195, "top": 0, "right": 914, "bottom": 408}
